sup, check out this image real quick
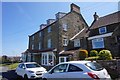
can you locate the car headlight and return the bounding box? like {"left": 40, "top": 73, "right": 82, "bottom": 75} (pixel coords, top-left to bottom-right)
{"left": 28, "top": 71, "right": 34, "bottom": 73}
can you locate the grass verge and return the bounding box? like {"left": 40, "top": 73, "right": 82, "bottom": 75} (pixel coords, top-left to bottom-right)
{"left": 8, "top": 63, "right": 19, "bottom": 70}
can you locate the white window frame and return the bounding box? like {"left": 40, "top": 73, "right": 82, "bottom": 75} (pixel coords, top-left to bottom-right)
{"left": 99, "top": 27, "right": 107, "bottom": 34}
{"left": 63, "top": 38, "right": 68, "bottom": 46}
{"left": 74, "top": 39, "right": 80, "bottom": 47}
{"left": 62, "top": 23, "right": 68, "bottom": 31}
{"left": 41, "top": 52, "right": 54, "bottom": 66}
{"left": 48, "top": 27, "right": 51, "bottom": 33}
{"left": 59, "top": 57, "right": 67, "bottom": 63}
{"left": 32, "top": 44, "right": 34, "bottom": 50}
{"left": 47, "top": 39, "right": 52, "bottom": 48}
{"left": 92, "top": 38, "right": 104, "bottom": 49}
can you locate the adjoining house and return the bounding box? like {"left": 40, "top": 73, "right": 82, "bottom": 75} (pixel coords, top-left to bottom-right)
{"left": 88, "top": 11, "right": 120, "bottom": 58}
{"left": 22, "top": 3, "right": 89, "bottom": 69}
{"left": 59, "top": 27, "right": 90, "bottom": 62}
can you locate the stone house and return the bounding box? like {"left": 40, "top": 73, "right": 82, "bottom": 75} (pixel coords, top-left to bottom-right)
{"left": 88, "top": 11, "right": 120, "bottom": 58}
{"left": 22, "top": 3, "right": 89, "bottom": 68}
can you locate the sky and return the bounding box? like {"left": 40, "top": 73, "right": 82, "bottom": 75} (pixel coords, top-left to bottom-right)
{"left": 1, "top": 2, "right": 119, "bottom": 57}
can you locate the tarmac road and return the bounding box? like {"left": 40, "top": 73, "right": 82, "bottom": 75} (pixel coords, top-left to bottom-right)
{"left": 0, "top": 66, "right": 41, "bottom": 80}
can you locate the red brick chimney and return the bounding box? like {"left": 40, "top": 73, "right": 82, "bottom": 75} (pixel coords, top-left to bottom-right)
{"left": 71, "top": 3, "right": 80, "bottom": 14}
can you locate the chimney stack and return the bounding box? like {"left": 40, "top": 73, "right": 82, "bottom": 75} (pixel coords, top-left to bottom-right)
{"left": 71, "top": 3, "right": 80, "bottom": 13}
{"left": 40, "top": 24, "right": 47, "bottom": 30}
{"left": 93, "top": 12, "right": 99, "bottom": 21}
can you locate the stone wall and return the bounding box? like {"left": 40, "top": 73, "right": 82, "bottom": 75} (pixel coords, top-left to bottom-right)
{"left": 97, "top": 60, "right": 120, "bottom": 79}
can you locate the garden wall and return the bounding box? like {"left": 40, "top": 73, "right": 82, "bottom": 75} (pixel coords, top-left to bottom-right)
{"left": 97, "top": 59, "right": 120, "bottom": 79}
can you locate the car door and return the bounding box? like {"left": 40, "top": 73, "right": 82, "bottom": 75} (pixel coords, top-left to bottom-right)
{"left": 66, "top": 64, "right": 84, "bottom": 78}
{"left": 47, "top": 63, "right": 68, "bottom": 79}
{"left": 19, "top": 64, "right": 26, "bottom": 77}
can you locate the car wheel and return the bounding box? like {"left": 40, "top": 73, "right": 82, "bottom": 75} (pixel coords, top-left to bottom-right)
{"left": 42, "top": 78, "right": 47, "bottom": 80}
{"left": 16, "top": 75, "right": 22, "bottom": 79}
{"left": 24, "top": 74, "right": 28, "bottom": 80}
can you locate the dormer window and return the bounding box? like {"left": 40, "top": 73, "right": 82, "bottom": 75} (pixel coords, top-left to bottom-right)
{"left": 62, "top": 23, "right": 68, "bottom": 31}
{"left": 99, "top": 27, "right": 107, "bottom": 34}
{"left": 74, "top": 39, "right": 80, "bottom": 47}
{"left": 63, "top": 38, "right": 68, "bottom": 46}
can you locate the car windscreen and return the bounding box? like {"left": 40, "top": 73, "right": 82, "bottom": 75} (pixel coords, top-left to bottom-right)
{"left": 85, "top": 62, "right": 104, "bottom": 71}
{"left": 26, "top": 63, "right": 41, "bottom": 68}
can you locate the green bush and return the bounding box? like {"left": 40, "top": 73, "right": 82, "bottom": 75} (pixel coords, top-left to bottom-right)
{"left": 85, "top": 56, "right": 99, "bottom": 60}
{"left": 90, "top": 50, "right": 98, "bottom": 57}
{"left": 98, "top": 50, "right": 113, "bottom": 60}
{"left": 79, "top": 49, "right": 88, "bottom": 60}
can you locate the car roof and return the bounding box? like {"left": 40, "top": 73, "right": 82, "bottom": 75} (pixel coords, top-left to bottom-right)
{"left": 20, "top": 62, "right": 37, "bottom": 64}
{"left": 62, "top": 60, "right": 95, "bottom": 64}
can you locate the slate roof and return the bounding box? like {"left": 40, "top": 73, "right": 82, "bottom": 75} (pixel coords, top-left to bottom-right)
{"left": 90, "top": 11, "right": 120, "bottom": 29}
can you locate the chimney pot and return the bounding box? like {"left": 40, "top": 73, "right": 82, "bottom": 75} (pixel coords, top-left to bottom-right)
{"left": 93, "top": 12, "right": 99, "bottom": 20}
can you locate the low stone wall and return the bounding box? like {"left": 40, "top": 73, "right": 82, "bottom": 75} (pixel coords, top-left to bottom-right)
{"left": 97, "top": 59, "right": 120, "bottom": 79}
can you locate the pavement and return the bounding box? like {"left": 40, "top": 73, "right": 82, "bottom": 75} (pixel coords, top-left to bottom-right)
{"left": 0, "top": 66, "right": 9, "bottom": 80}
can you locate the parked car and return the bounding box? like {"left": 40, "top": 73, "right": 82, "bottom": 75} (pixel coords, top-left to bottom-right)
{"left": 16, "top": 62, "right": 47, "bottom": 79}
{"left": 42, "top": 61, "right": 111, "bottom": 80}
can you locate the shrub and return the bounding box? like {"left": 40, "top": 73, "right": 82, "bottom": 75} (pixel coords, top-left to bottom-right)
{"left": 98, "top": 50, "right": 113, "bottom": 60}
{"left": 79, "top": 49, "right": 88, "bottom": 60}
{"left": 85, "top": 56, "right": 99, "bottom": 60}
{"left": 90, "top": 50, "right": 98, "bottom": 57}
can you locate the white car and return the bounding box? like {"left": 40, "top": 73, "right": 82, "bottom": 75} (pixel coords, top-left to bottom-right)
{"left": 42, "top": 61, "right": 111, "bottom": 80}
{"left": 16, "top": 62, "right": 47, "bottom": 79}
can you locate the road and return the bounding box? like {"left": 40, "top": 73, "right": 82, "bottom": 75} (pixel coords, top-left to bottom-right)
{"left": 0, "top": 66, "right": 41, "bottom": 80}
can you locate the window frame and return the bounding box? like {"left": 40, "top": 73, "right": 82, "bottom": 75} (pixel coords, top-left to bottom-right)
{"left": 62, "top": 23, "right": 68, "bottom": 31}
{"left": 67, "top": 64, "right": 83, "bottom": 72}
{"left": 48, "top": 26, "right": 51, "bottom": 33}
{"left": 63, "top": 38, "right": 68, "bottom": 46}
{"left": 41, "top": 52, "right": 54, "bottom": 66}
{"left": 47, "top": 38, "right": 52, "bottom": 48}
{"left": 51, "top": 64, "right": 68, "bottom": 73}
{"left": 39, "top": 32, "right": 42, "bottom": 37}
{"left": 39, "top": 42, "right": 41, "bottom": 50}
{"left": 32, "top": 44, "right": 34, "bottom": 50}
{"left": 59, "top": 57, "right": 68, "bottom": 63}
{"left": 32, "top": 36, "right": 34, "bottom": 40}
{"left": 99, "top": 27, "right": 107, "bottom": 34}
{"left": 92, "top": 38, "right": 104, "bottom": 49}
{"left": 74, "top": 39, "right": 80, "bottom": 47}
